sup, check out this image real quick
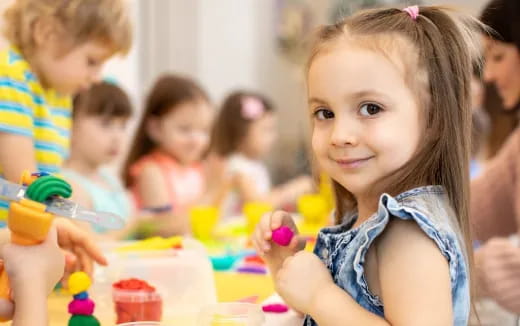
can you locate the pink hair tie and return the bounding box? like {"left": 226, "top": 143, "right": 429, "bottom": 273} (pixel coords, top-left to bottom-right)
{"left": 241, "top": 97, "right": 265, "bottom": 120}
{"left": 403, "top": 5, "right": 420, "bottom": 21}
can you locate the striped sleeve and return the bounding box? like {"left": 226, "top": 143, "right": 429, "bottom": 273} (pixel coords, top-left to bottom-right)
{"left": 0, "top": 75, "right": 34, "bottom": 137}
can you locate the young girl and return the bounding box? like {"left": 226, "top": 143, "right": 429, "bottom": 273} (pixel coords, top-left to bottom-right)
{"left": 63, "top": 81, "right": 133, "bottom": 238}
{"left": 0, "top": 0, "right": 132, "bottom": 221}
{"left": 123, "top": 75, "right": 226, "bottom": 235}
{"left": 211, "top": 91, "right": 313, "bottom": 217}
{"left": 254, "top": 5, "right": 479, "bottom": 325}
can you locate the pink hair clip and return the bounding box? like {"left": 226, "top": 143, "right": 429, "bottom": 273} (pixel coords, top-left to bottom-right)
{"left": 241, "top": 96, "right": 264, "bottom": 120}
{"left": 403, "top": 5, "right": 420, "bottom": 21}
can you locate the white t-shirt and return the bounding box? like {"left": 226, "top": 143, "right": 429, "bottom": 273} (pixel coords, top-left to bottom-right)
{"left": 222, "top": 153, "right": 272, "bottom": 218}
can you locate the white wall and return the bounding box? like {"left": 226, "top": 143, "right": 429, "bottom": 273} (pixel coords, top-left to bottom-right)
{"left": 0, "top": 0, "right": 494, "bottom": 178}
{"left": 136, "top": 0, "right": 492, "bottom": 180}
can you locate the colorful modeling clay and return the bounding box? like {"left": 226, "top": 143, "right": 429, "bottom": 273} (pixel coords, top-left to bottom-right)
{"left": 244, "top": 255, "right": 265, "bottom": 265}
{"left": 68, "top": 298, "right": 95, "bottom": 315}
{"left": 73, "top": 292, "right": 89, "bottom": 300}
{"left": 271, "top": 226, "right": 294, "bottom": 246}
{"left": 236, "top": 266, "right": 267, "bottom": 274}
{"left": 262, "top": 303, "right": 289, "bottom": 313}
{"left": 67, "top": 272, "right": 100, "bottom": 326}
{"left": 68, "top": 315, "right": 100, "bottom": 326}
{"left": 68, "top": 272, "right": 92, "bottom": 295}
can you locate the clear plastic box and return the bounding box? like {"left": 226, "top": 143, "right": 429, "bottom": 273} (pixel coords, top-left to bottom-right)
{"left": 117, "top": 323, "right": 162, "bottom": 326}
{"left": 198, "top": 303, "right": 265, "bottom": 326}
{"left": 91, "top": 238, "right": 217, "bottom": 325}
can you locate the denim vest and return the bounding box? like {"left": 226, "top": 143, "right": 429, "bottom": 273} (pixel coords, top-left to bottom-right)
{"left": 304, "top": 186, "right": 470, "bottom": 325}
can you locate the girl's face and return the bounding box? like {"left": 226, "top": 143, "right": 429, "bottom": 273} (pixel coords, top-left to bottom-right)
{"left": 482, "top": 36, "right": 520, "bottom": 109}
{"left": 240, "top": 112, "right": 278, "bottom": 159}
{"left": 148, "top": 100, "right": 213, "bottom": 165}
{"left": 308, "top": 43, "right": 423, "bottom": 197}
{"left": 70, "top": 113, "right": 128, "bottom": 166}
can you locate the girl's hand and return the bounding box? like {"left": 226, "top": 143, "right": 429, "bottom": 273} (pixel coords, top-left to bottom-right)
{"left": 252, "top": 211, "right": 306, "bottom": 274}
{"left": 275, "top": 251, "right": 333, "bottom": 314}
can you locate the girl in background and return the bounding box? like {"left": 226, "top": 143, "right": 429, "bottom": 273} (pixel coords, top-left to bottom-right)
{"left": 64, "top": 81, "right": 134, "bottom": 239}
{"left": 211, "top": 91, "right": 313, "bottom": 217}
{"left": 123, "top": 75, "right": 227, "bottom": 235}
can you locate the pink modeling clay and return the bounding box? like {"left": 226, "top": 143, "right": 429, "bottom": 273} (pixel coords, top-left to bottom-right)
{"left": 262, "top": 303, "right": 289, "bottom": 313}
{"left": 271, "top": 226, "right": 294, "bottom": 246}
{"left": 68, "top": 298, "right": 95, "bottom": 315}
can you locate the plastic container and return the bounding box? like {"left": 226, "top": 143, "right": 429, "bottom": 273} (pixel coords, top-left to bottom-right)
{"left": 190, "top": 206, "right": 219, "bottom": 240}
{"left": 243, "top": 202, "right": 273, "bottom": 234}
{"left": 90, "top": 238, "right": 217, "bottom": 324}
{"left": 117, "top": 323, "right": 162, "bottom": 326}
{"left": 113, "top": 280, "right": 162, "bottom": 323}
{"left": 198, "top": 303, "right": 265, "bottom": 326}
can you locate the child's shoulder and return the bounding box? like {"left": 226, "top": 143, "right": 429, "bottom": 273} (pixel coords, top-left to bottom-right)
{"left": 386, "top": 186, "right": 453, "bottom": 227}
{"left": 0, "top": 46, "right": 33, "bottom": 81}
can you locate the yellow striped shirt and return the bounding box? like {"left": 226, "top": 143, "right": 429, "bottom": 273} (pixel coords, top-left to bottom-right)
{"left": 0, "top": 46, "right": 72, "bottom": 221}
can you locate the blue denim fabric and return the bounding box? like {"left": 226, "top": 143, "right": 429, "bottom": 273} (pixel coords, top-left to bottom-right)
{"left": 303, "top": 186, "right": 470, "bottom": 325}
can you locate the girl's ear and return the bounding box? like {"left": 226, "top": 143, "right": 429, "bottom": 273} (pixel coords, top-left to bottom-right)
{"left": 145, "top": 117, "right": 161, "bottom": 143}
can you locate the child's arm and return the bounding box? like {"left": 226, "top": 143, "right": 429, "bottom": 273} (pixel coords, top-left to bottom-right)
{"left": 276, "top": 219, "right": 452, "bottom": 325}
{"left": 200, "top": 153, "right": 233, "bottom": 207}
{"left": 2, "top": 225, "right": 65, "bottom": 326}
{"left": 0, "top": 134, "right": 38, "bottom": 182}
{"left": 373, "top": 219, "right": 452, "bottom": 325}
{"left": 470, "top": 128, "right": 519, "bottom": 241}
{"left": 236, "top": 173, "right": 313, "bottom": 208}
{"left": 135, "top": 162, "right": 189, "bottom": 235}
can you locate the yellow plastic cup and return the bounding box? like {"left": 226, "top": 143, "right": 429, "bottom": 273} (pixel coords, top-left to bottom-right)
{"left": 190, "top": 206, "right": 219, "bottom": 240}
{"left": 297, "top": 194, "right": 328, "bottom": 226}
{"left": 243, "top": 202, "right": 273, "bottom": 235}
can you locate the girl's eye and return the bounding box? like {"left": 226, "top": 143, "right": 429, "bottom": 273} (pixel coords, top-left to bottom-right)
{"left": 87, "top": 57, "right": 99, "bottom": 67}
{"left": 314, "top": 108, "right": 335, "bottom": 120}
{"left": 359, "top": 103, "right": 383, "bottom": 117}
{"left": 491, "top": 53, "right": 504, "bottom": 62}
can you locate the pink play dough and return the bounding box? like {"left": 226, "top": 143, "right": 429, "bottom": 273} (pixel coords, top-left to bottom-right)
{"left": 271, "top": 226, "right": 294, "bottom": 246}
{"left": 68, "top": 298, "right": 95, "bottom": 315}
{"left": 262, "top": 303, "right": 289, "bottom": 313}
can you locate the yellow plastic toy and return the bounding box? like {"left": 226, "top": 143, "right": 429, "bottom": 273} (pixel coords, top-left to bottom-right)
{"left": 116, "top": 236, "right": 183, "bottom": 252}
{"left": 243, "top": 202, "right": 273, "bottom": 235}
{"left": 189, "top": 205, "right": 219, "bottom": 240}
